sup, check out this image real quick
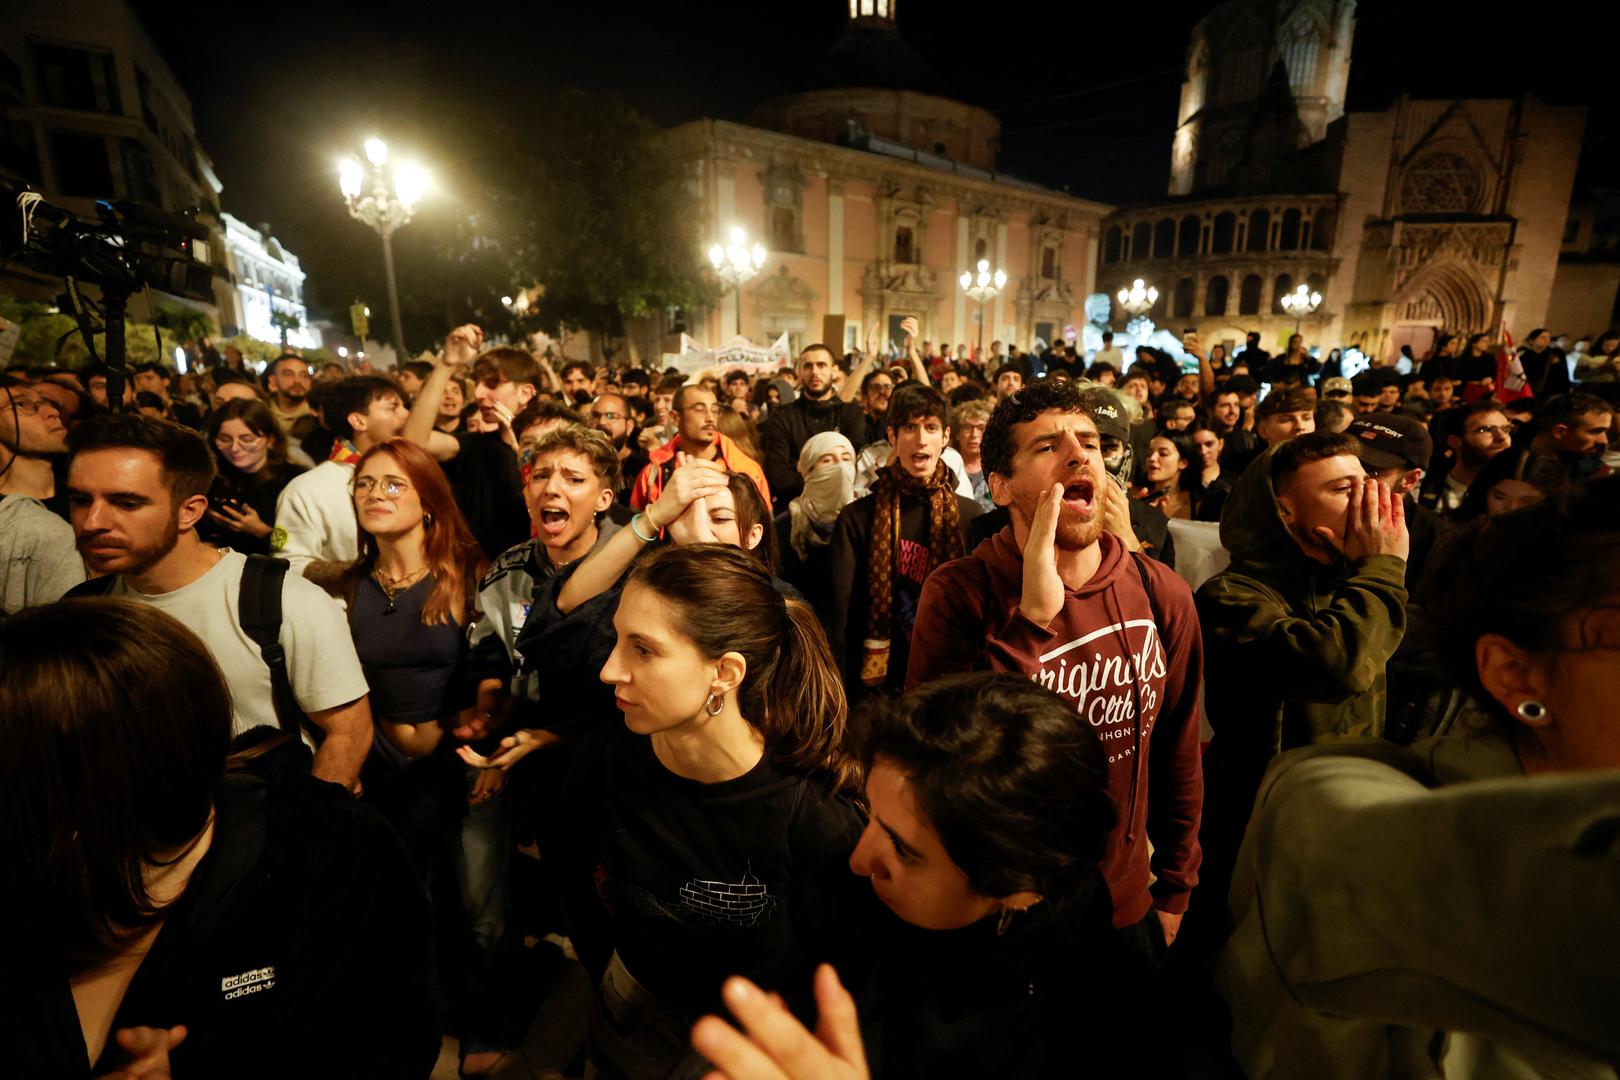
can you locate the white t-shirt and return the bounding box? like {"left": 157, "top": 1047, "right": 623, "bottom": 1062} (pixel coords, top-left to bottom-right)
{"left": 272, "top": 459, "right": 358, "bottom": 574}
{"left": 109, "top": 550, "right": 369, "bottom": 739}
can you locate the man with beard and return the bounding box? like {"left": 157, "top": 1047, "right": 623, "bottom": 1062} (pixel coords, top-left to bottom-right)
{"left": 559, "top": 361, "right": 595, "bottom": 406}
{"left": 855, "top": 368, "right": 894, "bottom": 448}
{"left": 404, "top": 325, "right": 538, "bottom": 560}
{"left": 1530, "top": 392, "right": 1612, "bottom": 481}
{"left": 829, "top": 383, "right": 981, "bottom": 700}
{"left": 589, "top": 391, "right": 648, "bottom": 505}
{"left": 0, "top": 377, "right": 83, "bottom": 610}
{"left": 64, "top": 413, "right": 372, "bottom": 791}
{"left": 906, "top": 376, "right": 1204, "bottom": 957}
{"left": 1419, "top": 401, "right": 1512, "bottom": 513}
{"left": 628, "top": 383, "right": 770, "bottom": 511}
{"left": 267, "top": 354, "right": 316, "bottom": 437}
{"left": 760, "top": 344, "right": 869, "bottom": 501}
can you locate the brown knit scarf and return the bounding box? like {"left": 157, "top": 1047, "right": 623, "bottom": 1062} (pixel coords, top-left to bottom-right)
{"left": 862, "top": 456, "right": 964, "bottom": 686}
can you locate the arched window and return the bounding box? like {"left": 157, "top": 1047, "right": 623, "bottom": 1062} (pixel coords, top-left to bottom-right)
{"left": 1132, "top": 222, "right": 1151, "bottom": 260}
{"left": 1153, "top": 218, "right": 1175, "bottom": 259}
{"left": 1178, "top": 215, "right": 1201, "bottom": 257}
{"left": 1239, "top": 274, "right": 1262, "bottom": 315}
{"left": 1246, "top": 208, "right": 1270, "bottom": 252}
{"left": 1272, "top": 273, "right": 1294, "bottom": 314}
{"left": 1310, "top": 207, "right": 1334, "bottom": 251}
{"left": 895, "top": 226, "right": 915, "bottom": 264}
{"left": 769, "top": 207, "right": 796, "bottom": 252}
{"left": 974, "top": 236, "right": 988, "bottom": 261}
{"left": 1281, "top": 13, "right": 1319, "bottom": 90}
{"left": 1040, "top": 246, "right": 1057, "bottom": 279}
{"left": 1206, "top": 275, "right": 1229, "bottom": 316}
{"left": 1104, "top": 226, "right": 1122, "bottom": 264}
{"left": 1279, "top": 208, "right": 1302, "bottom": 251}
{"left": 1173, "top": 277, "right": 1195, "bottom": 318}
{"left": 1211, "top": 211, "right": 1236, "bottom": 254}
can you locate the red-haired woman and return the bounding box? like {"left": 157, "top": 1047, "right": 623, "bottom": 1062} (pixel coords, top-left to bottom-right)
{"left": 343, "top": 438, "right": 520, "bottom": 1075}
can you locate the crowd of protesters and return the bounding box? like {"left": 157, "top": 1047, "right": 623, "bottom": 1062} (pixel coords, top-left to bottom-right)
{"left": 0, "top": 316, "right": 1616, "bottom": 1079}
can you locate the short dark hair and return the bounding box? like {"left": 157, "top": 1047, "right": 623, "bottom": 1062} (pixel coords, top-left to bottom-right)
{"left": 724, "top": 368, "right": 750, "bottom": 385}
{"left": 673, "top": 382, "right": 718, "bottom": 413}
{"left": 798, "top": 343, "right": 836, "bottom": 363}
{"left": 1255, "top": 387, "right": 1316, "bottom": 421}
{"left": 513, "top": 397, "right": 582, "bottom": 435}
{"left": 885, "top": 382, "right": 949, "bottom": 433}
{"left": 475, "top": 347, "right": 543, "bottom": 391}
{"left": 655, "top": 375, "right": 686, "bottom": 396}
{"left": 620, "top": 368, "right": 651, "bottom": 388}
{"left": 132, "top": 362, "right": 170, "bottom": 378}
{"left": 860, "top": 368, "right": 893, "bottom": 394}
{"left": 0, "top": 599, "right": 233, "bottom": 976}
{"left": 1118, "top": 369, "right": 1149, "bottom": 387}
{"left": 1536, "top": 392, "right": 1613, "bottom": 433}
{"left": 1270, "top": 430, "right": 1362, "bottom": 489}
{"left": 982, "top": 377, "right": 1088, "bottom": 479}
{"left": 558, "top": 360, "right": 594, "bottom": 384}
{"left": 1455, "top": 447, "right": 1568, "bottom": 520}
{"left": 860, "top": 673, "right": 1117, "bottom": 916}
{"left": 1314, "top": 398, "right": 1354, "bottom": 429}
{"left": 269, "top": 353, "right": 308, "bottom": 373}
{"left": 212, "top": 368, "right": 256, "bottom": 388}
{"left": 400, "top": 360, "right": 434, "bottom": 381}
{"left": 328, "top": 375, "right": 402, "bottom": 440}
{"left": 994, "top": 363, "right": 1023, "bottom": 383}
{"left": 1101, "top": 331, "right": 1113, "bottom": 343}
{"left": 67, "top": 413, "right": 216, "bottom": 502}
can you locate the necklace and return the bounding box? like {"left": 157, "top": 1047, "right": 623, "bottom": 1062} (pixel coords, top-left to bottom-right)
{"left": 374, "top": 565, "right": 429, "bottom": 614}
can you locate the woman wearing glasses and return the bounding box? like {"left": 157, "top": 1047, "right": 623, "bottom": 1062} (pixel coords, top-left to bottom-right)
{"left": 200, "top": 399, "right": 305, "bottom": 555}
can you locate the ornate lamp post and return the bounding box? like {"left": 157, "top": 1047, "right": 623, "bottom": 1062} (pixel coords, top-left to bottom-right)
{"left": 339, "top": 137, "right": 428, "bottom": 359}
{"left": 1116, "top": 278, "right": 1159, "bottom": 319}
{"left": 707, "top": 225, "right": 767, "bottom": 337}
{"left": 958, "top": 258, "right": 1007, "bottom": 353}
{"left": 1280, "top": 283, "right": 1323, "bottom": 334}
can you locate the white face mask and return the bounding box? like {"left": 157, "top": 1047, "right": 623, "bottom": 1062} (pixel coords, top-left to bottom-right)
{"left": 799, "top": 460, "right": 855, "bottom": 524}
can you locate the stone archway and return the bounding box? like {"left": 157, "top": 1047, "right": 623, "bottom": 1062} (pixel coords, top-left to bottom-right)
{"left": 1392, "top": 258, "right": 1493, "bottom": 336}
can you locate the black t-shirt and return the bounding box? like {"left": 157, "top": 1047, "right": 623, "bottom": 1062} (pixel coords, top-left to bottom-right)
{"left": 561, "top": 725, "right": 862, "bottom": 1009}
{"left": 201, "top": 462, "right": 304, "bottom": 557}
{"left": 448, "top": 430, "right": 530, "bottom": 561}
{"left": 350, "top": 575, "right": 469, "bottom": 769}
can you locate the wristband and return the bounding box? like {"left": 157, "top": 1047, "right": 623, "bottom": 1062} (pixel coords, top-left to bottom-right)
{"left": 630, "top": 513, "right": 658, "bottom": 543}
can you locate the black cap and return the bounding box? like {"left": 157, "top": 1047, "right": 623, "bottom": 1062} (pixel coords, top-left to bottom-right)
{"left": 1076, "top": 389, "right": 1130, "bottom": 442}
{"left": 1347, "top": 413, "right": 1433, "bottom": 471}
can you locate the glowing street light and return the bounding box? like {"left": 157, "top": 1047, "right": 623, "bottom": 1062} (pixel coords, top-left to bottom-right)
{"left": 1280, "top": 283, "right": 1323, "bottom": 333}
{"left": 958, "top": 258, "right": 1006, "bottom": 352}
{"left": 707, "top": 225, "right": 767, "bottom": 336}
{"left": 1116, "top": 278, "right": 1159, "bottom": 319}
{"left": 338, "top": 136, "right": 429, "bottom": 358}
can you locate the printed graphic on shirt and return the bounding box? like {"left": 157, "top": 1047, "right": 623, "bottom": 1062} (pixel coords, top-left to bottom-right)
{"left": 1032, "top": 619, "right": 1166, "bottom": 764}
{"left": 619, "top": 868, "right": 779, "bottom": 931}
{"left": 221, "top": 965, "right": 276, "bottom": 1001}
{"left": 895, "top": 538, "right": 934, "bottom": 586}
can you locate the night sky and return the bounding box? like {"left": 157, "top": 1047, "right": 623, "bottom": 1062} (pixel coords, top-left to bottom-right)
{"left": 127, "top": 0, "right": 1617, "bottom": 326}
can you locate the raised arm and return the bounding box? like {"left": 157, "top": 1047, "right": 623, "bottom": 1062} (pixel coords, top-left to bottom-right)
{"left": 902, "top": 316, "right": 929, "bottom": 385}
{"left": 404, "top": 323, "right": 481, "bottom": 461}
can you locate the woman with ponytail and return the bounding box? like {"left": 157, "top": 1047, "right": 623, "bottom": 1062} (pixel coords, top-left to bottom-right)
{"left": 558, "top": 543, "right": 861, "bottom": 1078}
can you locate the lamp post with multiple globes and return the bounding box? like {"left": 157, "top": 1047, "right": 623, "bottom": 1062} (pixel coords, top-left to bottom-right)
{"left": 958, "top": 258, "right": 1006, "bottom": 354}
{"left": 339, "top": 137, "right": 428, "bottom": 359}
{"left": 1115, "top": 278, "right": 1159, "bottom": 320}
{"left": 707, "top": 226, "right": 767, "bottom": 338}
{"left": 1280, "top": 283, "right": 1323, "bottom": 334}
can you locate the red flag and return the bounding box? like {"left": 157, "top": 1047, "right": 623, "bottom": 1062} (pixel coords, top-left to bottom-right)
{"left": 1495, "top": 325, "right": 1532, "bottom": 403}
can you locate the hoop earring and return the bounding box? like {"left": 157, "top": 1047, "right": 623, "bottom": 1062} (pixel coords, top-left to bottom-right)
{"left": 1516, "top": 699, "right": 1547, "bottom": 722}
{"left": 704, "top": 692, "right": 724, "bottom": 717}
{"left": 423, "top": 512, "right": 434, "bottom": 526}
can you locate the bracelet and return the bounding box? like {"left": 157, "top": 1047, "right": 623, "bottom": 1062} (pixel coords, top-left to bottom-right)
{"left": 629, "top": 513, "right": 658, "bottom": 543}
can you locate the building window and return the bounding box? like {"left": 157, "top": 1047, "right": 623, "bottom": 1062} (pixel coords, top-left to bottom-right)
{"left": 1246, "top": 208, "right": 1270, "bottom": 252}
{"left": 1311, "top": 207, "right": 1335, "bottom": 251}
{"left": 974, "top": 236, "right": 988, "bottom": 261}
{"left": 1104, "top": 226, "right": 1122, "bottom": 264}
{"left": 1173, "top": 277, "right": 1195, "bottom": 318}
{"left": 1216, "top": 47, "right": 1263, "bottom": 104}
{"left": 894, "top": 226, "right": 915, "bottom": 264}
{"left": 769, "top": 207, "right": 796, "bottom": 253}
{"left": 1178, "top": 215, "right": 1201, "bottom": 257}
{"left": 46, "top": 129, "right": 113, "bottom": 197}
{"left": 1239, "top": 274, "right": 1262, "bottom": 315}
{"left": 33, "top": 41, "right": 122, "bottom": 114}
{"left": 1211, "top": 212, "right": 1236, "bottom": 254}
{"left": 1399, "top": 152, "right": 1484, "bottom": 215}
{"left": 1040, "top": 246, "right": 1056, "bottom": 279}
{"left": 1153, "top": 218, "right": 1175, "bottom": 260}
{"left": 1206, "top": 275, "right": 1230, "bottom": 316}
{"left": 1279, "top": 208, "right": 1302, "bottom": 250}
{"left": 1281, "top": 14, "right": 1319, "bottom": 90}
{"left": 1272, "top": 273, "right": 1294, "bottom": 314}
{"left": 1131, "top": 222, "right": 1151, "bottom": 260}
{"left": 119, "top": 139, "right": 159, "bottom": 203}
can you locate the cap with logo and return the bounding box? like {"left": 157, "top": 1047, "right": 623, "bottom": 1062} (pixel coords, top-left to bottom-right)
{"left": 1347, "top": 412, "right": 1433, "bottom": 471}
{"left": 1321, "top": 377, "right": 1353, "bottom": 396}
{"left": 1076, "top": 389, "right": 1130, "bottom": 442}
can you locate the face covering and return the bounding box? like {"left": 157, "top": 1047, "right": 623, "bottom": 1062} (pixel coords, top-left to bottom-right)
{"left": 789, "top": 459, "right": 855, "bottom": 559}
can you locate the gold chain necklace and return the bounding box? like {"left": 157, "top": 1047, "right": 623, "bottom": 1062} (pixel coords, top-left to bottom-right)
{"left": 374, "top": 565, "right": 429, "bottom": 614}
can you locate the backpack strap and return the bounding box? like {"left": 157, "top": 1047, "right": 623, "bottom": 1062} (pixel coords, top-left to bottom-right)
{"left": 1129, "top": 550, "right": 1166, "bottom": 636}
{"left": 238, "top": 555, "right": 312, "bottom": 741}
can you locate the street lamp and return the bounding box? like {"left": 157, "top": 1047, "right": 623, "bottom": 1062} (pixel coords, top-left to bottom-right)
{"left": 958, "top": 258, "right": 1007, "bottom": 352}
{"left": 1280, "top": 283, "right": 1322, "bottom": 333}
{"left": 339, "top": 137, "right": 429, "bottom": 359}
{"left": 707, "top": 225, "right": 767, "bottom": 337}
{"left": 1116, "top": 278, "right": 1159, "bottom": 319}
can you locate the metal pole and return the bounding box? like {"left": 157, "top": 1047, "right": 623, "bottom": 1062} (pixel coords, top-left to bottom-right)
{"left": 977, "top": 296, "right": 986, "bottom": 353}
{"left": 380, "top": 230, "right": 407, "bottom": 359}
{"left": 735, "top": 284, "right": 742, "bottom": 338}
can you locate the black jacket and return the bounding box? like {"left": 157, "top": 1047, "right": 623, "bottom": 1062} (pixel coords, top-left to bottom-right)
{"left": 760, "top": 396, "right": 869, "bottom": 502}
{"left": 3, "top": 773, "right": 439, "bottom": 1079}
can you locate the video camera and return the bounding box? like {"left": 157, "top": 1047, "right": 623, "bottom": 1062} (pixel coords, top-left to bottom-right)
{"left": 7, "top": 186, "right": 215, "bottom": 304}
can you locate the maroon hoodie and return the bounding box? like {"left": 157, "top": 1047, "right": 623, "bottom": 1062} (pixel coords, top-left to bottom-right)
{"left": 906, "top": 527, "right": 1204, "bottom": 928}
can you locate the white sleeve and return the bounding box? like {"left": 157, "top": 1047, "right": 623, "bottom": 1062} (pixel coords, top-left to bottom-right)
{"left": 941, "top": 447, "right": 973, "bottom": 498}
{"left": 852, "top": 443, "right": 888, "bottom": 498}
{"left": 278, "top": 570, "right": 370, "bottom": 713}
{"left": 272, "top": 475, "right": 324, "bottom": 575}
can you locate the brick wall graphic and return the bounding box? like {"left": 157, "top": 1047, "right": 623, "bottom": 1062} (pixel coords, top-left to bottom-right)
{"left": 619, "top": 866, "right": 780, "bottom": 931}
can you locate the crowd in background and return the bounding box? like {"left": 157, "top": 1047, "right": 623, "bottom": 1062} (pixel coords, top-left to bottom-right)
{"left": 0, "top": 314, "right": 1616, "bottom": 1078}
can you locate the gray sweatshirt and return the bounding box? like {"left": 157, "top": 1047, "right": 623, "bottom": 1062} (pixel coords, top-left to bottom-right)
{"left": 0, "top": 494, "right": 84, "bottom": 614}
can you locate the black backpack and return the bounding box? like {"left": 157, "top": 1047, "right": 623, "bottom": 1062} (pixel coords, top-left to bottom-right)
{"left": 67, "top": 555, "right": 317, "bottom": 776}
